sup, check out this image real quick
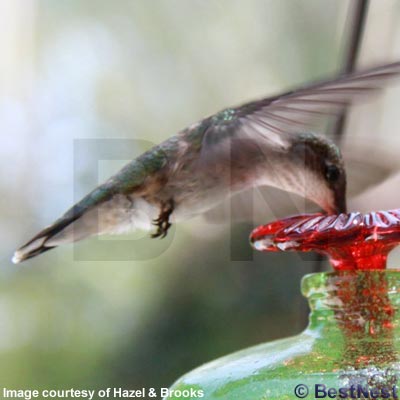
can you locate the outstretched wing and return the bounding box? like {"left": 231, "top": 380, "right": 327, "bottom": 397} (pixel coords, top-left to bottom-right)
{"left": 200, "top": 61, "right": 400, "bottom": 165}
{"left": 200, "top": 61, "right": 400, "bottom": 222}
{"left": 203, "top": 153, "right": 395, "bottom": 225}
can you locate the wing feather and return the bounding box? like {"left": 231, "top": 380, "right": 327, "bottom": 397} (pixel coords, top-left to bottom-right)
{"left": 199, "top": 61, "right": 400, "bottom": 166}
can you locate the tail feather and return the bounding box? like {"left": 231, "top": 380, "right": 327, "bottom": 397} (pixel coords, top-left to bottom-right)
{"left": 12, "top": 211, "right": 82, "bottom": 264}
{"left": 12, "top": 180, "right": 119, "bottom": 264}
{"left": 12, "top": 242, "right": 55, "bottom": 264}
{"left": 12, "top": 192, "right": 154, "bottom": 264}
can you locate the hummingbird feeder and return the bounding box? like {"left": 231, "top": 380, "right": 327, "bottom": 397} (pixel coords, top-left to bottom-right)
{"left": 167, "top": 209, "right": 400, "bottom": 399}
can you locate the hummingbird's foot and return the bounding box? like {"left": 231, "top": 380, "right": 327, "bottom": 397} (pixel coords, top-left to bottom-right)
{"left": 151, "top": 200, "right": 174, "bottom": 238}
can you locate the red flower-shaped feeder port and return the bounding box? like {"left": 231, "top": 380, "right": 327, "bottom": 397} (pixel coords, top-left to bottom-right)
{"left": 250, "top": 210, "right": 400, "bottom": 270}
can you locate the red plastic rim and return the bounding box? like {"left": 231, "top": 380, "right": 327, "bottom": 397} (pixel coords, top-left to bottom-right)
{"left": 250, "top": 210, "right": 400, "bottom": 270}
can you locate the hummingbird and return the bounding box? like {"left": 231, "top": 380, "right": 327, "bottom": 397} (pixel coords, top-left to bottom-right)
{"left": 12, "top": 61, "right": 400, "bottom": 263}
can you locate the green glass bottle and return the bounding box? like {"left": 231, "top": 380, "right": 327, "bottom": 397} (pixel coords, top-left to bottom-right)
{"left": 166, "top": 210, "right": 400, "bottom": 400}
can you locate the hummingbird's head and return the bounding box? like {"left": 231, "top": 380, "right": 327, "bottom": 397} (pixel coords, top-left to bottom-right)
{"left": 288, "top": 133, "right": 347, "bottom": 214}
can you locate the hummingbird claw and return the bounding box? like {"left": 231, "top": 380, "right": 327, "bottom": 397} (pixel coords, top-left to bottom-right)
{"left": 151, "top": 199, "right": 174, "bottom": 238}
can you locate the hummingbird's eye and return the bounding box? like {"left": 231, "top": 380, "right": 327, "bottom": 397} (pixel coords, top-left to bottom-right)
{"left": 325, "top": 164, "right": 340, "bottom": 183}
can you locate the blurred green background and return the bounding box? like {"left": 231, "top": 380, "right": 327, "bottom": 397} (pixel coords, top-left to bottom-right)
{"left": 2, "top": 0, "right": 400, "bottom": 397}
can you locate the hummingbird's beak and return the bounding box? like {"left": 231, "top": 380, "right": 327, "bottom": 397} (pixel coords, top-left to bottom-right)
{"left": 333, "top": 190, "right": 347, "bottom": 215}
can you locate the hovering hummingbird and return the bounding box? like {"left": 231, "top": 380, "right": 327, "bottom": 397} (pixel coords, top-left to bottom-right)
{"left": 12, "top": 62, "right": 400, "bottom": 263}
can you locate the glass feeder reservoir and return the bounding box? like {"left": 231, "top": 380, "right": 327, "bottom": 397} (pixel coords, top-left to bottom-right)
{"left": 166, "top": 210, "right": 400, "bottom": 400}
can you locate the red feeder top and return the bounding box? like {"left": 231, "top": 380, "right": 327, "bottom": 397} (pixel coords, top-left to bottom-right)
{"left": 250, "top": 210, "right": 400, "bottom": 270}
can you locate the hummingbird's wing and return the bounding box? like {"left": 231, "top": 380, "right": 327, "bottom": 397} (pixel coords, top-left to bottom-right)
{"left": 203, "top": 138, "right": 400, "bottom": 224}
{"left": 203, "top": 161, "right": 393, "bottom": 225}
{"left": 201, "top": 62, "right": 400, "bottom": 222}
{"left": 203, "top": 186, "right": 319, "bottom": 226}
{"left": 200, "top": 61, "right": 400, "bottom": 165}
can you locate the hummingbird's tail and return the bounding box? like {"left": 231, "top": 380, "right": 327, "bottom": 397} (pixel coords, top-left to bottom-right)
{"left": 12, "top": 186, "right": 117, "bottom": 264}
{"left": 12, "top": 206, "right": 88, "bottom": 264}
{"left": 12, "top": 191, "right": 156, "bottom": 264}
